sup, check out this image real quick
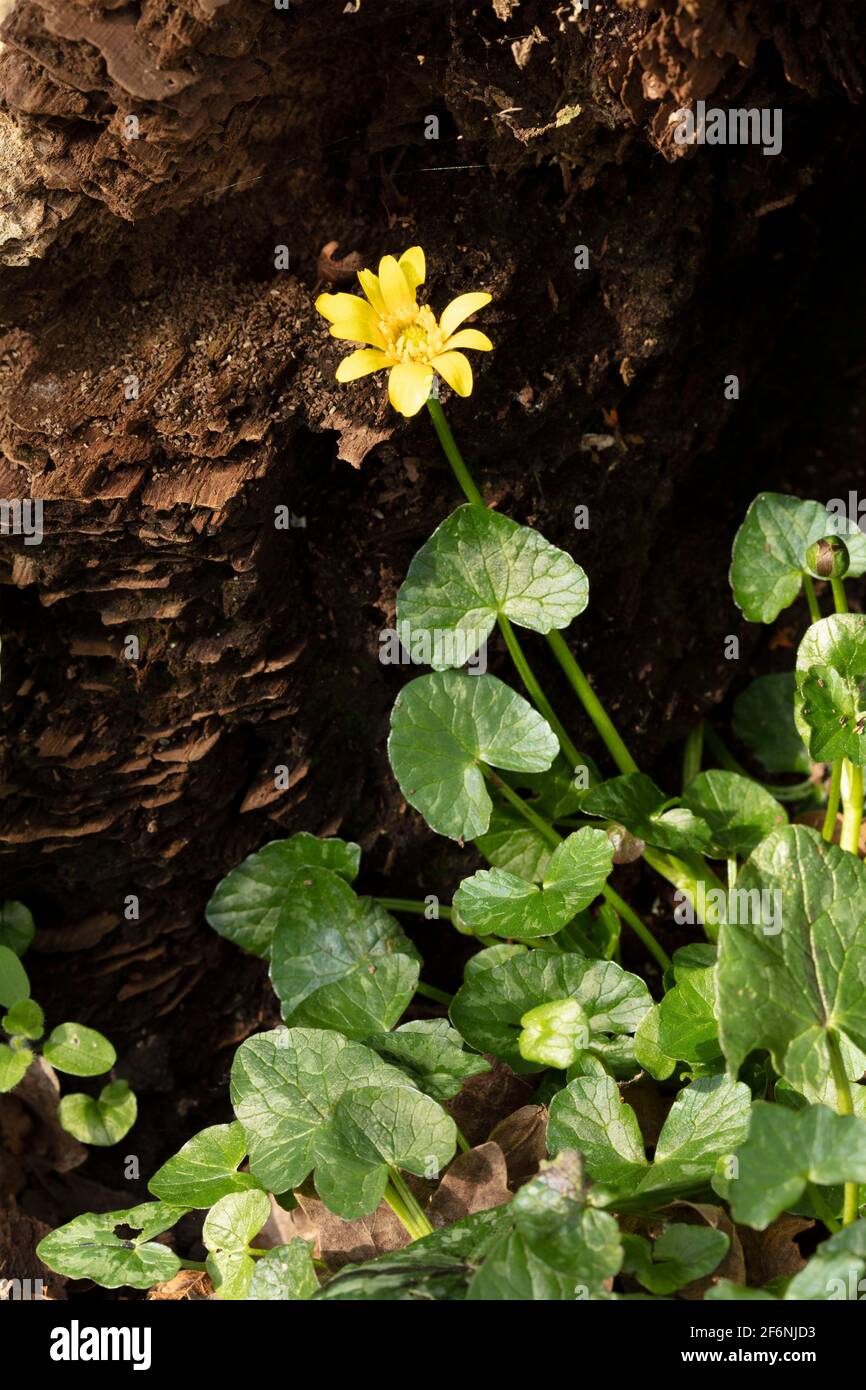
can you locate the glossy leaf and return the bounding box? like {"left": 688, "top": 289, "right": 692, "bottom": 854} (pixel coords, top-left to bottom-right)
{"left": 0, "top": 901, "right": 35, "bottom": 956}
{"left": 43, "top": 1022, "right": 116, "bottom": 1077}
{"left": 149, "top": 1121, "right": 261, "bottom": 1208}
{"left": 795, "top": 614, "right": 866, "bottom": 764}
{"left": 682, "top": 771, "right": 787, "bottom": 857}
{"left": 732, "top": 673, "right": 810, "bottom": 775}
{"left": 58, "top": 1080, "right": 137, "bottom": 1147}
{"left": 582, "top": 774, "right": 711, "bottom": 854}
{"left": 36, "top": 1202, "right": 187, "bottom": 1289}
{"left": 364, "top": 1019, "right": 490, "bottom": 1101}
{"left": 454, "top": 828, "right": 612, "bottom": 940}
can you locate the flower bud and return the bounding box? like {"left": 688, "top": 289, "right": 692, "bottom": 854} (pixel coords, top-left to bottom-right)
{"left": 518, "top": 997, "right": 590, "bottom": 1069}
{"left": 805, "top": 535, "right": 849, "bottom": 580}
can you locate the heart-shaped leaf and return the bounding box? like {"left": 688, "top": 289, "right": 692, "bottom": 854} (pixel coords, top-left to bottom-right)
{"left": 795, "top": 614, "right": 866, "bottom": 764}
{"left": 43, "top": 1022, "right": 116, "bottom": 1077}
{"left": 454, "top": 828, "right": 613, "bottom": 940}
{"left": 149, "top": 1121, "right": 262, "bottom": 1208}
{"left": 35, "top": 1202, "right": 187, "bottom": 1289}
{"left": 247, "top": 1240, "right": 318, "bottom": 1300}
{"left": 450, "top": 950, "right": 651, "bottom": 1072}
{"left": 2, "top": 998, "right": 44, "bottom": 1040}
{"left": 58, "top": 1080, "right": 137, "bottom": 1146}
{"left": 724, "top": 1102, "right": 866, "bottom": 1230}
{"left": 732, "top": 673, "right": 810, "bottom": 775}
{"left": 547, "top": 1072, "right": 751, "bottom": 1199}
{"left": 269, "top": 869, "right": 419, "bottom": 1038}
{"left": 231, "top": 1028, "right": 456, "bottom": 1219}
{"left": 396, "top": 504, "right": 588, "bottom": 668}
{"left": 205, "top": 833, "right": 361, "bottom": 958}
{"left": 364, "top": 1019, "right": 490, "bottom": 1101}
{"left": 476, "top": 808, "right": 552, "bottom": 882}
{"left": 730, "top": 493, "right": 866, "bottom": 624}
{"left": 0, "top": 901, "right": 35, "bottom": 956}
{"left": 204, "top": 1190, "right": 271, "bottom": 1300}
{"left": 682, "top": 770, "right": 787, "bottom": 857}
{"left": 622, "top": 1224, "right": 728, "bottom": 1295}
{"left": 582, "top": 774, "right": 712, "bottom": 854}
{"left": 716, "top": 825, "right": 866, "bottom": 1103}
{"left": 388, "top": 671, "right": 559, "bottom": 841}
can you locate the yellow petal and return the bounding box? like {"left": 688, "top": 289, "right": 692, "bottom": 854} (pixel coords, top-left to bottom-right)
{"left": 379, "top": 255, "right": 416, "bottom": 315}
{"left": 398, "top": 246, "right": 426, "bottom": 291}
{"left": 335, "top": 348, "right": 390, "bottom": 382}
{"left": 357, "top": 268, "right": 387, "bottom": 315}
{"left": 388, "top": 363, "right": 434, "bottom": 417}
{"left": 439, "top": 292, "right": 491, "bottom": 339}
{"left": 432, "top": 351, "right": 473, "bottom": 397}
{"left": 325, "top": 297, "right": 386, "bottom": 348}
{"left": 442, "top": 328, "right": 493, "bottom": 352}
{"left": 316, "top": 291, "right": 367, "bottom": 323}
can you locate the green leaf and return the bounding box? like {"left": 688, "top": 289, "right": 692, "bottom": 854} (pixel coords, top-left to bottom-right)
{"left": 582, "top": 774, "right": 711, "bottom": 854}
{"left": 728, "top": 1102, "right": 866, "bottom": 1230}
{"left": 58, "top": 1081, "right": 137, "bottom": 1146}
{"left": 656, "top": 945, "right": 722, "bottom": 1067}
{"left": 548, "top": 1073, "right": 751, "bottom": 1199}
{"left": 315, "top": 1207, "right": 513, "bottom": 1301}
{"left": 396, "top": 504, "right": 588, "bottom": 668}
{"left": 205, "top": 833, "right": 361, "bottom": 959}
{"left": 519, "top": 998, "right": 590, "bottom": 1069}
{"left": 231, "top": 1028, "right": 456, "bottom": 1219}
{"left": 716, "top": 825, "right": 866, "bottom": 1102}
{"left": 43, "top": 1022, "right": 116, "bottom": 1077}
{"left": 454, "top": 828, "right": 612, "bottom": 940}
{"left": 463, "top": 942, "right": 529, "bottom": 981}
{"left": 468, "top": 1152, "right": 622, "bottom": 1300}
{"left": 149, "top": 1121, "right": 261, "bottom": 1207}
{"left": 204, "top": 1190, "right": 271, "bottom": 1301}
{"left": 2, "top": 997, "right": 44, "bottom": 1039}
{"left": 795, "top": 614, "right": 866, "bottom": 764}
{"left": 0, "top": 901, "right": 35, "bottom": 956}
{"left": 730, "top": 493, "right": 866, "bottom": 624}
{"left": 364, "top": 1020, "right": 490, "bottom": 1100}
{"left": 450, "top": 951, "right": 651, "bottom": 1072}
{"left": 682, "top": 771, "right": 787, "bottom": 857}
{"left": 705, "top": 1280, "right": 777, "bottom": 1302}
{"left": 784, "top": 1221, "right": 866, "bottom": 1300}
{"left": 0, "top": 945, "right": 29, "bottom": 1009}
{"left": 0, "top": 1042, "right": 32, "bottom": 1092}
{"left": 633, "top": 1006, "right": 676, "bottom": 1080}
{"left": 35, "top": 1202, "right": 187, "bottom": 1289}
{"left": 247, "top": 1241, "right": 318, "bottom": 1300}
{"left": 388, "top": 671, "right": 559, "bottom": 841}
{"left": 622, "top": 1224, "right": 728, "bottom": 1294}
{"left": 476, "top": 807, "right": 552, "bottom": 881}
{"left": 269, "top": 870, "right": 418, "bottom": 1038}
{"left": 732, "top": 673, "right": 811, "bottom": 775}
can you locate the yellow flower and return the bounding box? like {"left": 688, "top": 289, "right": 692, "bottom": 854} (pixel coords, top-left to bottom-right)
{"left": 315, "top": 246, "right": 492, "bottom": 417}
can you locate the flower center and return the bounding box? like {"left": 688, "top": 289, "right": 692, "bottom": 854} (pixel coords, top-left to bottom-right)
{"left": 379, "top": 303, "right": 444, "bottom": 364}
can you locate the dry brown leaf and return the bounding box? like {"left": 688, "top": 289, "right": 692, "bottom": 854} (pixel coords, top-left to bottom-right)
{"left": 294, "top": 1188, "right": 410, "bottom": 1272}
{"left": 739, "top": 1213, "right": 813, "bottom": 1287}
{"left": 428, "top": 1142, "right": 512, "bottom": 1228}
{"left": 446, "top": 1056, "right": 536, "bottom": 1147}
{"left": 488, "top": 1105, "right": 548, "bottom": 1188}
{"left": 148, "top": 1269, "right": 213, "bottom": 1300}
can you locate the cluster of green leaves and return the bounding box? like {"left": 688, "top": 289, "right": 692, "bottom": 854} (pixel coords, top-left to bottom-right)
{"left": 0, "top": 902, "right": 136, "bottom": 1146}
{"left": 38, "top": 491, "right": 866, "bottom": 1300}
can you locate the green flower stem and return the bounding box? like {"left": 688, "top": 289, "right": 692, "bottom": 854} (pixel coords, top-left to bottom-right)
{"left": 426, "top": 398, "right": 485, "bottom": 506}
{"left": 455, "top": 1128, "right": 471, "bottom": 1155}
{"left": 642, "top": 847, "right": 724, "bottom": 942}
{"left": 180, "top": 1259, "right": 207, "bottom": 1272}
{"left": 545, "top": 630, "right": 639, "bottom": 776}
{"left": 823, "top": 760, "right": 843, "bottom": 841}
{"left": 415, "top": 981, "right": 454, "bottom": 1007}
{"left": 498, "top": 613, "right": 584, "bottom": 769}
{"left": 682, "top": 722, "right": 703, "bottom": 790}
{"left": 386, "top": 1168, "right": 433, "bottom": 1240}
{"left": 827, "top": 1030, "right": 860, "bottom": 1227}
{"left": 374, "top": 897, "right": 453, "bottom": 922}
{"left": 727, "top": 857, "right": 737, "bottom": 892}
{"left": 483, "top": 768, "right": 671, "bottom": 970}
{"left": 832, "top": 577, "right": 849, "bottom": 614}
{"left": 840, "top": 759, "right": 863, "bottom": 857}
{"left": 802, "top": 573, "right": 822, "bottom": 624}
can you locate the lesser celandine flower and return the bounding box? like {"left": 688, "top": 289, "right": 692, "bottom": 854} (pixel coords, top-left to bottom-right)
{"left": 315, "top": 246, "right": 492, "bottom": 417}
